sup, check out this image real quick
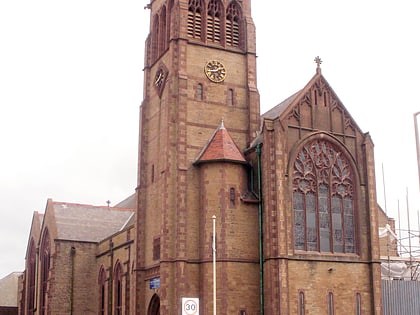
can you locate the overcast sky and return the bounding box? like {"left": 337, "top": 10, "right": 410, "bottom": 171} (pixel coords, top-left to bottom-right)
{"left": 1, "top": 0, "right": 419, "bottom": 279}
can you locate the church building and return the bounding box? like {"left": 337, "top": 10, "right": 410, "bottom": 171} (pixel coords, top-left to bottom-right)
{"left": 19, "top": 0, "right": 384, "bottom": 314}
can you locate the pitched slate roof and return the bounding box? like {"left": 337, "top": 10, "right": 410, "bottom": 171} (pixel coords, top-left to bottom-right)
{"left": 194, "top": 121, "right": 246, "bottom": 164}
{"left": 52, "top": 201, "right": 134, "bottom": 242}
{"left": 115, "top": 193, "right": 136, "bottom": 208}
{"left": 262, "top": 90, "right": 301, "bottom": 120}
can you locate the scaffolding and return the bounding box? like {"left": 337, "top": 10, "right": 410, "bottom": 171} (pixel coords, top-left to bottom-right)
{"left": 380, "top": 224, "right": 420, "bottom": 281}
{"left": 381, "top": 224, "right": 420, "bottom": 314}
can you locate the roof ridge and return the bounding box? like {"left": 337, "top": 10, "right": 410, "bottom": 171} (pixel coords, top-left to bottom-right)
{"left": 52, "top": 201, "right": 134, "bottom": 211}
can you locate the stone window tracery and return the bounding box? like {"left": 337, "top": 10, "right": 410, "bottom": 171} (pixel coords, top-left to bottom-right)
{"left": 188, "top": 0, "right": 203, "bottom": 39}
{"left": 207, "top": 0, "right": 222, "bottom": 43}
{"left": 226, "top": 2, "right": 241, "bottom": 47}
{"left": 293, "top": 139, "right": 356, "bottom": 254}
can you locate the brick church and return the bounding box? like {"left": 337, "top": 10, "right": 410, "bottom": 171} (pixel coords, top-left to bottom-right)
{"left": 19, "top": 0, "right": 385, "bottom": 314}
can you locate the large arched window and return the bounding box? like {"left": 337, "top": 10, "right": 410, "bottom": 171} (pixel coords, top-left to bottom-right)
{"left": 27, "top": 239, "right": 36, "bottom": 315}
{"left": 207, "top": 0, "right": 222, "bottom": 43}
{"left": 114, "top": 262, "right": 123, "bottom": 315}
{"left": 39, "top": 230, "right": 50, "bottom": 315}
{"left": 226, "top": 1, "right": 241, "bottom": 47}
{"left": 293, "top": 139, "right": 356, "bottom": 253}
{"left": 98, "top": 266, "right": 107, "bottom": 315}
{"left": 188, "top": 0, "right": 203, "bottom": 39}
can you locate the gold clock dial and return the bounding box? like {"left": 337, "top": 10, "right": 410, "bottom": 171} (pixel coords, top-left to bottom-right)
{"left": 204, "top": 60, "right": 226, "bottom": 83}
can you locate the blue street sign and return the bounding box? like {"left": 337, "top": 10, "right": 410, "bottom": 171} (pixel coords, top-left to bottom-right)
{"left": 150, "top": 277, "right": 160, "bottom": 289}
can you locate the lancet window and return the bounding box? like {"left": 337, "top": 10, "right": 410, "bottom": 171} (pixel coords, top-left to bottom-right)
{"left": 207, "top": 0, "right": 222, "bottom": 43}
{"left": 293, "top": 139, "right": 356, "bottom": 254}
{"left": 151, "top": 3, "right": 172, "bottom": 63}
{"left": 98, "top": 266, "right": 107, "bottom": 315}
{"left": 159, "top": 6, "right": 167, "bottom": 54}
{"left": 188, "top": 0, "right": 203, "bottom": 39}
{"left": 152, "top": 15, "right": 160, "bottom": 62}
{"left": 114, "top": 262, "right": 123, "bottom": 315}
{"left": 226, "top": 2, "right": 241, "bottom": 47}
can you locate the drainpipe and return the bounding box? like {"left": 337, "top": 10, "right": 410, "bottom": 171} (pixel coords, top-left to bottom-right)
{"left": 70, "top": 246, "right": 76, "bottom": 315}
{"left": 256, "top": 143, "right": 264, "bottom": 315}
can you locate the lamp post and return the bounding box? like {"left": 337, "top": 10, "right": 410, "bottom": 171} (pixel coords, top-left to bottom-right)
{"left": 414, "top": 112, "right": 420, "bottom": 193}
{"left": 212, "top": 215, "right": 217, "bottom": 315}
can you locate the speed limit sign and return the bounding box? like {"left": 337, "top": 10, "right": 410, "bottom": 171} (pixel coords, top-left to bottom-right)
{"left": 181, "top": 297, "right": 199, "bottom": 315}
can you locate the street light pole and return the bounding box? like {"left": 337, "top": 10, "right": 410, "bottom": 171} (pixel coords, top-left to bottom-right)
{"left": 212, "top": 215, "right": 216, "bottom": 315}
{"left": 414, "top": 112, "right": 420, "bottom": 193}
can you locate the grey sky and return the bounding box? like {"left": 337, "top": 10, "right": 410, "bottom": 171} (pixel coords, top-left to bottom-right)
{"left": 1, "top": 0, "right": 419, "bottom": 279}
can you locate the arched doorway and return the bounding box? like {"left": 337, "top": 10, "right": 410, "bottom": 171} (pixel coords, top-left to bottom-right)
{"left": 147, "top": 293, "right": 160, "bottom": 315}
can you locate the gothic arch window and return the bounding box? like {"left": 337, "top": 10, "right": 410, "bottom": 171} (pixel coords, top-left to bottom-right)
{"left": 298, "top": 291, "right": 305, "bottom": 315}
{"left": 227, "top": 88, "right": 234, "bottom": 106}
{"left": 39, "top": 229, "right": 50, "bottom": 315}
{"left": 188, "top": 0, "right": 203, "bottom": 40}
{"left": 292, "top": 139, "right": 356, "bottom": 254}
{"left": 226, "top": 1, "right": 241, "bottom": 47}
{"left": 159, "top": 6, "right": 167, "bottom": 54}
{"left": 114, "top": 262, "right": 123, "bottom": 315}
{"left": 152, "top": 15, "right": 160, "bottom": 62}
{"left": 197, "top": 83, "right": 203, "bottom": 100}
{"left": 207, "top": 0, "right": 222, "bottom": 43}
{"left": 356, "top": 292, "right": 362, "bottom": 315}
{"left": 27, "top": 239, "right": 36, "bottom": 315}
{"left": 98, "top": 266, "right": 107, "bottom": 315}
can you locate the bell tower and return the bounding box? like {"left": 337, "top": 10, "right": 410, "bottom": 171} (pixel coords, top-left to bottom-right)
{"left": 135, "top": 0, "right": 260, "bottom": 314}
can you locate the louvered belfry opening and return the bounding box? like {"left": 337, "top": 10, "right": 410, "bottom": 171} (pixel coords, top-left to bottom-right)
{"left": 207, "top": 0, "right": 222, "bottom": 43}
{"left": 188, "top": 0, "right": 203, "bottom": 39}
{"left": 186, "top": 0, "right": 242, "bottom": 49}
{"left": 226, "top": 2, "right": 240, "bottom": 47}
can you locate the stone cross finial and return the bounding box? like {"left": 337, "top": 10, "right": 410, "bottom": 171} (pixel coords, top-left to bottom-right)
{"left": 314, "top": 56, "right": 322, "bottom": 68}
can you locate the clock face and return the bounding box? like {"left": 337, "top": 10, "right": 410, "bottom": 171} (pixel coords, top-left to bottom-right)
{"left": 154, "top": 68, "right": 165, "bottom": 88}
{"left": 204, "top": 60, "right": 226, "bottom": 83}
{"left": 153, "top": 65, "right": 168, "bottom": 97}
